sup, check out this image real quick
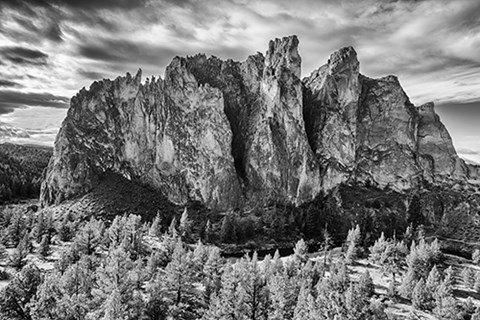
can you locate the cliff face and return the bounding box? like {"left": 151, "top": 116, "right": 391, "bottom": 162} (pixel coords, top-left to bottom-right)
{"left": 41, "top": 36, "right": 473, "bottom": 210}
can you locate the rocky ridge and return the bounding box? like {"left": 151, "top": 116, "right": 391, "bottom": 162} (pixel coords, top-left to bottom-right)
{"left": 41, "top": 36, "right": 478, "bottom": 210}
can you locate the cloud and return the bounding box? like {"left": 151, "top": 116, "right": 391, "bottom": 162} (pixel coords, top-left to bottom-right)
{"left": 0, "top": 80, "right": 22, "bottom": 88}
{"left": 0, "top": 90, "right": 69, "bottom": 115}
{"left": 0, "top": 47, "right": 49, "bottom": 65}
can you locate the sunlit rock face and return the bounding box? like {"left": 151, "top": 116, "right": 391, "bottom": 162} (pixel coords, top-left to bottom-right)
{"left": 41, "top": 36, "right": 471, "bottom": 210}
{"left": 417, "top": 102, "right": 468, "bottom": 180}
{"left": 303, "top": 46, "right": 360, "bottom": 191}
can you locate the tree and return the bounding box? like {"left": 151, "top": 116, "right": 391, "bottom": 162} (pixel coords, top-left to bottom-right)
{"left": 10, "top": 238, "right": 29, "bottom": 270}
{"left": 412, "top": 279, "right": 428, "bottom": 310}
{"left": 473, "top": 249, "right": 480, "bottom": 265}
{"left": 345, "top": 224, "right": 361, "bottom": 264}
{"left": 37, "top": 235, "right": 50, "bottom": 258}
{"left": 203, "top": 264, "right": 240, "bottom": 320}
{"left": 204, "top": 219, "right": 214, "bottom": 243}
{"left": 400, "top": 266, "right": 417, "bottom": 299}
{"left": 32, "top": 212, "right": 45, "bottom": 243}
{"left": 0, "top": 243, "right": 8, "bottom": 262}
{"left": 163, "top": 239, "right": 199, "bottom": 319}
{"left": 220, "top": 214, "right": 236, "bottom": 243}
{"left": 358, "top": 270, "right": 375, "bottom": 298}
{"left": 74, "top": 218, "right": 104, "bottom": 255}
{"left": 461, "top": 267, "right": 473, "bottom": 289}
{"left": 89, "top": 247, "right": 144, "bottom": 320}
{"left": 237, "top": 253, "right": 269, "bottom": 320}
{"left": 267, "top": 271, "right": 288, "bottom": 320}
{"left": 202, "top": 247, "right": 223, "bottom": 304}
{"left": 293, "top": 283, "right": 316, "bottom": 320}
{"left": 149, "top": 213, "right": 163, "bottom": 238}
{"left": 179, "top": 207, "right": 192, "bottom": 239}
{"left": 293, "top": 238, "right": 308, "bottom": 264}
{"left": 6, "top": 213, "right": 23, "bottom": 247}
{"left": 424, "top": 265, "right": 442, "bottom": 310}
{"left": 0, "top": 263, "right": 42, "bottom": 320}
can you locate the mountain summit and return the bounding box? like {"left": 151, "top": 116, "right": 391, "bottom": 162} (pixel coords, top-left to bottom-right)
{"left": 40, "top": 36, "right": 478, "bottom": 210}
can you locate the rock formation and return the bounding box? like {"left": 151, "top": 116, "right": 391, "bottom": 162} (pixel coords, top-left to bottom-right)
{"left": 41, "top": 35, "right": 475, "bottom": 210}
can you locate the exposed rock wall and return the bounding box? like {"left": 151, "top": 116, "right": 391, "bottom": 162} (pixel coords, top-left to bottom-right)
{"left": 41, "top": 36, "right": 472, "bottom": 210}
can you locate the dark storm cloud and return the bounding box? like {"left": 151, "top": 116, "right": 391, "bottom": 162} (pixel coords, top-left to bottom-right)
{"left": 0, "top": 47, "right": 49, "bottom": 66}
{"left": 0, "top": 90, "right": 69, "bottom": 115}
{"left": 0, "top": 80, "right": 22, "bottom": 88}
{"left": 0, "top": 0, "right": 148, "bottom": 10}
{"left": 78, "top": 39, "right": 179, "bottom": 66}
{"left": 0, "top": 0, "right": 64, "bottom": 43}
{"left": 78, "top": 70, "right": 106, "bottom": 81}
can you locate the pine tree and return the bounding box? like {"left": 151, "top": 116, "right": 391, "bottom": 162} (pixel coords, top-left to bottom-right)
{"left": 358, "top": 270, "right": 375, "bottom": 297}
{"left": 0, "top": 244, "right": 7, "bottom": 262}
{"left": 6, "top": 213, "right": 23, "bottom": 247}
{"left": 387, "top": 279, "right": 396, "bottom": 299}
{"left": 38, "top": 234, "right": 50, "bottom": 258}
{"left": 345, "top": 224, "right": 361, "bottom": 264}
{"left": 149, "top": 213, "right": 163, "bottom": 237}
{"left": 369, "top": 232, "right": 387, "bottom": 264}
{"left": 56, "top": 216, "right": 71, "bottom": 242}
{"left": 424, "top": 265, "right": 442, "bottom": 310}
{"left": 168, "top": 216, "right": 178, "bottom": 237}
{"left": 400, "top": 266, "right": 417, "bottom": 299}
{"left": 293, "top": 238, "right": 308, "bottom": 264}
{"left": 267, "top": 271, "right": 287, "bottom": 320}
{"left": 473, "top": 249, "right": 480, "bottom": 265}
{"left": 204, "top": 219, "right": 214, "bottom": 243}
{"left": 461, "top": 267, "right": 473, "bottom": 289}
{"left": 474, "top": 271, "right": 480, "bottom": 293}
{"left": 179, "top": 207, "right": 192, "bottom": 239}
{"left": 164, "top": 239, "right": 199, "bottom": 319}
{"left": 32, "top": 212, "right": 45, "bottom": 243}
{"left": 202, "top": 247, "right": 223, "bottom": 303}
{"left": 220, "top": 214, "right": 236, "bottom": 243}
{"left": 0, "top": 263, "right": 42, "bottom": 319}
{"left": 293, "top": 283, "right": 315, "bottom": 320}
{"left": 433, "top": 295, "right": 459, "bottom": 320}
{"left": 203, "top": 264, "right": 240, "bottom": 320}
{"left": 237, "top": 252, "right": 269, "bottom": 320}
{"left": 74, "top": 217, "right": 104, "bottom": 255}
{"left": 412, "top": 279, "right": 428, "bottom": 310}
{"left": 90, "top": 247, "right": 144, "bottom": 320}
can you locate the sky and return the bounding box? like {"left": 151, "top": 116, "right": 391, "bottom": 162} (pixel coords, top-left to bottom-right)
{"left": 0, "top": 0, "right": 479, "bottom": 162}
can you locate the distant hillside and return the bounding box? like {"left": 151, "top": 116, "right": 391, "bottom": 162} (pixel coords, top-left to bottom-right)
{"left": 0, "top": 143, "right": 52, "bottom": 203}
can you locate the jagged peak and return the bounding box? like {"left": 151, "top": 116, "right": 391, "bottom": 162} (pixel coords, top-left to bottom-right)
{"left": 419, "top": 102, "right": 435, "bottom": 112}
{"left": 265, "top": 35, "right": 301, "bottom": 78}
{"left": 328, "top": 46, "right": 358, "bottom": 70}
